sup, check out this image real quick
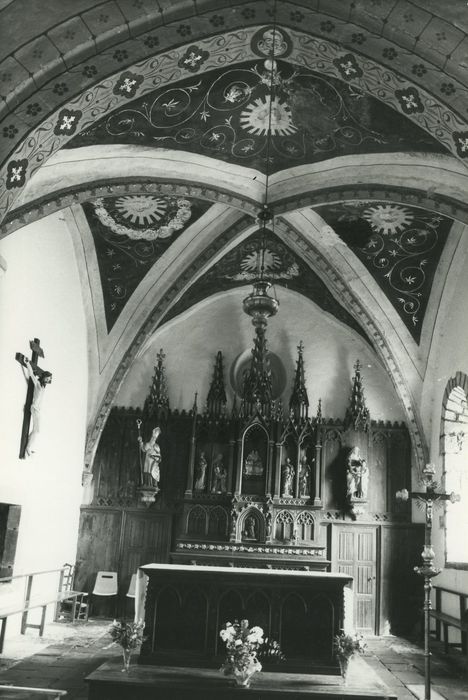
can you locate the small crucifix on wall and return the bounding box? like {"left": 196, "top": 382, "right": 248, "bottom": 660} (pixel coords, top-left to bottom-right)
{"left": 15, "top": 338, "right": 52, "bottom": 459}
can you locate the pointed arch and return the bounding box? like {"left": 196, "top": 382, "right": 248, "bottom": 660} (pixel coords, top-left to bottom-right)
{"left": 440, "top": 373, "right": 468, "bottom": 566}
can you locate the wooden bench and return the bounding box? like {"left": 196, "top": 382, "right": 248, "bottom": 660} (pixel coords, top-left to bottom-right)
{"left": 429, "top": 585, "right": 468, "bottom": 666}
{"left": 0, "top": 685, "right": 67, "bottom": 699}
{"left": 0, "top": 564, "right": 88, "bottom": 653}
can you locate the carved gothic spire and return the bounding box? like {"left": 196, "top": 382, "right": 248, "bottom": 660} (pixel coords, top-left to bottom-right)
{"left": 144, "top": 348, "right": 170, "bottom": 419}
{"left": 241, "top": 323, "right": 273, "bottom": 416}
{"left": 344, "top": 359, "right": 370, "bottom": 432}
{"left": 315, "top": 398, "right": 323, "bottom": 425}
{"left": 206, "top": 351, "right": 227, "bottom": 417}
{"left": 289, "top": 341, "right": 309, "bottom": 422}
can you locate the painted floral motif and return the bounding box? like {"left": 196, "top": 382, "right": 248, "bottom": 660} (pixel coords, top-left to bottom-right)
{"left": 177, "top": 45, "right": 210, "bottom": 73}
{"left": 112, "top": 71, "right": 144, "bottom": 98}
{"left": 53, "top": 109, "right": 83, "bottom": 136}
{"left": 317, "top": 201, "right": 452, "bottom": 341}
{"left": 395, "top": 87, "right": 424, "bottom": 114}
{"left": 67, "top": 60, "right": 444, "bottom": 174}
{"left": 452, "top": 131, "right": 468, "bottom": 158}
{"left": 332, "top": 53, "right": 363, "bottom": 81}
{"left": 93, "top": 196, "right": 193, "bottom": 240}
{"left": 6, "top": 158, "right": 28, "bottom": 189}
{"left": 82, "top": 194, "right": 211, "bottom": 330}
{"left": 250, "top": 26, "right": 292, "bottom": 59}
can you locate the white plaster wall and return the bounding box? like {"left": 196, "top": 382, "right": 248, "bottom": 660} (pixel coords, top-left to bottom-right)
{"left": 0, "top": 212, "right": 88, "bottom": 638}
{"left": 116, "top": 287, "right": 406, "bottom": 423}
{"left": 421, "top": 236, "right": 468, "bottom": 594}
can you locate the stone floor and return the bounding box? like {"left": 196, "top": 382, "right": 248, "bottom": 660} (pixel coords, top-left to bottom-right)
{"left": 0, "top": 621, "right": 466, "bottom": 699}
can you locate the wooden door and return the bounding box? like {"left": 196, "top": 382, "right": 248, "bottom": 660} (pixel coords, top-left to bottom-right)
{"left": 331, "top": 525, "right": 378, "bottom": 634}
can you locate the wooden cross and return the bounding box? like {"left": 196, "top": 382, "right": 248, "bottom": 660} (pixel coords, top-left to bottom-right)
{"left": 15, "top": 338, "right": 50, "bottom": 459}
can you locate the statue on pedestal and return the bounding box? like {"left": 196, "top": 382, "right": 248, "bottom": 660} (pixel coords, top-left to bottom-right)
{"left": 211, "top": 454, "right": 227, "bottom": 493}
{"left": 346, "top": 446, "right": 368, "bottom": 500}
{"left": 194, "top": 452, "right": 208, "bottom": 491}
{"left": 244, "top": 515, "right": 257, "bottom": 540}
{"left": 282, "top": 458, "right": 295, "bottom": 497}
{"left": 138, "top": 426, "right": 161, "bottom": 489}
{"left": 299, "top": 455, "right": 311, "bottom": 497}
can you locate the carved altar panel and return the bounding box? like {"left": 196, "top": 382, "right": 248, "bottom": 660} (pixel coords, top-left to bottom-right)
{"left": 187, "top": 505, "right": 208, "bottom": 537}
{"left": 239, "top": 506, "right": 264, "bottom": 543}
{"left": 207, "top": 506, "right": 228, "bottom": 538}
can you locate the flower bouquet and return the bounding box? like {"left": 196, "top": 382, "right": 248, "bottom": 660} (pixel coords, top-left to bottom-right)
{"left": 333, "top": 630, "right": 367, "bottom": 680}
{"left": 108, "top": 619, "right": 146, "bottom": 672}
{"left": 219, "top": 619, "right": 285, "bottom": 687}
{"left": 219, "top": 619, "right": 264, "bottom": 688}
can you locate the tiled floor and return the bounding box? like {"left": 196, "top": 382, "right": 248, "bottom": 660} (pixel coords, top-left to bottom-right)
{"left": 0, "top": 621, "right": 466, "bottom": 699}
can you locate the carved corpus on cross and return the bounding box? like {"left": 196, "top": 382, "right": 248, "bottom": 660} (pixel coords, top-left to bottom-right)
{"left": 396, "top": 463, "right": 460, "bottom": 700}
{"left": 15, "top": 338, "right": 52, "bottom": 459}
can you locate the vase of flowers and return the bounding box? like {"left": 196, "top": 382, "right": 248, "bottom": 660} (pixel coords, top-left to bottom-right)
{"left": 333, "top": 630, "right": 367, "bottom": 683}
{"left": 109, "top": 619, "right": 145, "bottom": 673}
{"left": 219, "top": 619, "right": 285, "bottom": 687}
{"left": 219, "top": 620, "right": 264, "bottom": 688}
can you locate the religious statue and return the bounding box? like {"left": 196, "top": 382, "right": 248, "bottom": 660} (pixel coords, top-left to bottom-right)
{"left": 244, "top": 515, "right": 257, "bottom": 540}
{"left": 194, "top": 452, "right": 208, "bottom": 491}
{"left": 265, "top": 511, "right": 272, "bottom": 538}
{"left": 211, "top": 454, "right": 227, "bottom": 493}
{"left": 243, "top": 449, "right": 263, "bottom": 476}
{"left": 230, "top": 506, "right": 238, "bottom": 538}
{"left": 282, "top": 458, "right": 295, "bottom": 497}
{"left": 138, "top": 426, "right": 161, "bottom": 489}
{"left": 346, "top": 446, "right": 368, "bottom": 500}
{"left": 298, "top": 455, "right": 311, "bottom": 497}
{"left": 21, "top": 357, "right": 52, "bottom": 457}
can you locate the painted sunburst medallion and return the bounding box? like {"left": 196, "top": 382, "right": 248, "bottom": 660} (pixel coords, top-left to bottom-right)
{"left": 241, "top": 248, "right": 282, "bottom": 274}
{"left": 114, "top": 195, "right": 167, "bottom": 225}
{"left": 362, "top": 204, "right": 414, "bottom": 236}
{"left": 240, "top": 96, "right": 297, "bottom": 136}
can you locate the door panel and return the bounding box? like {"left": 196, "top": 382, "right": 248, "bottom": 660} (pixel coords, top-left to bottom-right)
{"left": 119, "top": 512, "right": 171, "bottom": 595}
{"left": 332, "top": 525, "right": 378, "bottom": 634}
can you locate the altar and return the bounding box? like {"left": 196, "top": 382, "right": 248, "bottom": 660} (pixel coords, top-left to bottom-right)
{"left": 136, "top": 563, "right": 354, "bottom": 674}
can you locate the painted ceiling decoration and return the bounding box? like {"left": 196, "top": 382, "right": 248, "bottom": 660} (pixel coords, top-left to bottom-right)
{"left": 316, "top": 201, "right": 453, "bottom": 342}
{"left": 163, "top": 230, "right": 372, "bottom": 347}
{"left": 82, "top": 194, "right": 212, "bottom": 330}
{"left": 2, "top": 24, "right": 468, "bottom": 221}
{"left": 65, "top": 57, "right": 445, "bottom": 173}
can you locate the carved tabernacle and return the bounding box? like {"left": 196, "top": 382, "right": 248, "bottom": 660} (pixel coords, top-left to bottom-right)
{"left": 137, "top": 563, "right": 353, "bottom": 674}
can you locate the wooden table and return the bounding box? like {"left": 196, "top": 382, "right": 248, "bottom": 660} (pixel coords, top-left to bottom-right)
{"left": 86, "top": 660, "right": 397, "bottom": 700}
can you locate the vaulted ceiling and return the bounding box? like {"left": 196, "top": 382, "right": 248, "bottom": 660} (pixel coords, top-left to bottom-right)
{"left": 1, "top": 0, "right": 468, "bottom": 468}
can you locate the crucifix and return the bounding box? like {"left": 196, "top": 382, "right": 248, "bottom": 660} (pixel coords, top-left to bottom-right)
{"left": 396, "top": 463, "right": 460, "bottom": 700}
{"left": 15, "top": 338, "right": 52, "bottom": 459}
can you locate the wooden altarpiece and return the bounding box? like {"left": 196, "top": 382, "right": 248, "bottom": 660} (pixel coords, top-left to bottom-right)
{"left": 77, "top": 344, "right": 422, "bottom": 636}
